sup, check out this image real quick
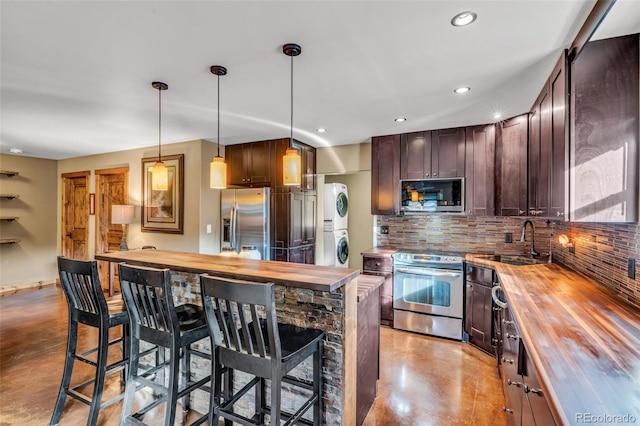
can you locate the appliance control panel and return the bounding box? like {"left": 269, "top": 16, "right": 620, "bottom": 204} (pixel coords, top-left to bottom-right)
{"left": 393, "top": 252, "right": 464, "bottom": 265}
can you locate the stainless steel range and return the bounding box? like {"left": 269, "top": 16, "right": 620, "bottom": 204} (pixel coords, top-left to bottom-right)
{"left": 392, "top": 251, "right": 464, "bottom": 340}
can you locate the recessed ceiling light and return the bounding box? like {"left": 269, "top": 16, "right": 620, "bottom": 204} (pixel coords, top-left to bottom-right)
{"left": 9, "top": 148, "right": 23, "bottom": 154}
{"left": 316, "top": 128, "right": 327, "bottom": 133}
{"left": 493, "top": 113, "right": 502, "bottom": 120}
{"left": 451, "top": 11, "right": 477, "bottom": 27}
{"left": 454, "top": 87, "right": 471, "bottom": 94}
{"left": 394, "top": 117, "right": 407, "bottom": 123}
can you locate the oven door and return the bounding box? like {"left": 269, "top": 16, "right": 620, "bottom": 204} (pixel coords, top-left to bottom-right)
{"left": 393, "top": 265, "right": 463, "bottom": 319}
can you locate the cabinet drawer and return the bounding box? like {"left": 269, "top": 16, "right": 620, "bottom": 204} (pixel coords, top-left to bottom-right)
{"left": 363, "top": 256, "right": 392, "bottom": 272}
{"left": 466, "top": 264, "right": 494, "bottom": 286}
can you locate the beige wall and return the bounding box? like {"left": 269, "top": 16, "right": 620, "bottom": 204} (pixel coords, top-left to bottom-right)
{"left": 0, "top": 154, "right": 58, "bottom": 289}
{"left": 318, "top": 143, "right": 373, "bottom": 271}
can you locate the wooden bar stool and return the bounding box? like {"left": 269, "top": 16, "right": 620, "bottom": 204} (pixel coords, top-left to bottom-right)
{"left": 199, "top": 274, "right": 324, "bottom": 426}
{"left": 118, "top": 263, "right": 210, "bottom": 426}
{"left": 50, "top": 256, "right": 129, "bottom": 426}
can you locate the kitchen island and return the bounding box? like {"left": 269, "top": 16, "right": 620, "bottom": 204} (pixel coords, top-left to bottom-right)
{"left": 95, "top": 249, "right": 360, "bottom": 425}
{"left": 466, "top": 254, "right": 640, "bottom": 425}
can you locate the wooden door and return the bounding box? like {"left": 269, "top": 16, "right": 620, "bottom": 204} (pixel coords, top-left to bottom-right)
{"left": 95, "top": 167, "right": 129, "bottom": 291}
{"left": 371, "top": 135, "right": 400, "bottom": 215}
{"left": 432, "top": 127, "right": 465, "bottom": 178}
{"left": 465, "top": 124, "right": 495, "bottom": 216}
{"left": 400, "top": 131, "right": 431, "bottom": 179}
{"left": 61, "top": 171, "right": 90, "bottom": 260}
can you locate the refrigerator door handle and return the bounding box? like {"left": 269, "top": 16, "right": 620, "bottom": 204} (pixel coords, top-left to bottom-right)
{"left": 231, "top": 201, "right": 237, "bottom": 251}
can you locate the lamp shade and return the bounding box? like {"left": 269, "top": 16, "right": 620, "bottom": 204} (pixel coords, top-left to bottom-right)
{"left": 210, "top": 156, "right": 227, "bottom": 189}
{"left": 151, "top": 161, "right": 169, "bottom": 191}
{"left": 112, "top": 205, "right": 134, "bottom": 225}
{"left": 283, "top": 148, "right": 301, "bottom": 186}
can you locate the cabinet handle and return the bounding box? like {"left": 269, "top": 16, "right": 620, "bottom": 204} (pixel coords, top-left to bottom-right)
{"left": 501, "top": 357, "right": 514, "bottom": 364}
{"left": 525, "top": 385, "right": 544, "bottom": 396}
{"left": 433, "top": 172, "right": 437, "bottom": 176}
{"left": 506, "top": 333, "right": 519, "bottom": 340}
{"left": 502, "top": 320, "right": 514, "bottom": 325}
{"left": 502, "top": 407, "right": 514, "bottom": 414}
{"left": 529, "top": 209, "right": 537, "bottom": 216}
{"left": 519, "top": 210, "right": 525, "bottom": 215}
{"left": 425, "top": 173, "right": 430, "bottom": 177}
{"left": 493, "top": 306, "right": 502, "bottom": 311}
{"left": 507, "top": 379, "right": 522, "bottom": 387}
{"left": 557, "top": 211, "right": 565, "bottom": 217}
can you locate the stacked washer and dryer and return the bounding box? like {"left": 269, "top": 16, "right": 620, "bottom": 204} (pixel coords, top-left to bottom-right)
{"left": 323, "top": 183, "right": 350, "bottom": 268}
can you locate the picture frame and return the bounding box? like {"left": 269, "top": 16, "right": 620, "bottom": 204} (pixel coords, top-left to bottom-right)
{"left": 141, "top": 153, "right": 184, "bottom": 234}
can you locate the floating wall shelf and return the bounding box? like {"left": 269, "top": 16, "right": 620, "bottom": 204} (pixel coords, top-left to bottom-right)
{"left": 0, "top": 238, "right": 20, "bottom": 245}
{"left": 0, "top": 217, "right": 19, "bottom": 221}
{"left": 0, "top": 194, "right": 19, "bottom": 200}
{"left": 0, "top": 171, "right": 19, "bottom": 177}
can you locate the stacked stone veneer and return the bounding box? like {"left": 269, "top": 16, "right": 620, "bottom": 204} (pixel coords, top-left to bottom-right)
{"left": 170, "top": 271, "right": 346, "bottom": 425}
{"left": 375, "top": 215, "right": 640, "bottom": 308}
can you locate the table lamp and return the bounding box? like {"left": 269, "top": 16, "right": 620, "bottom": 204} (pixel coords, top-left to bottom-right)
{"left": 111, "top": 205, "right": 134, "bottom": 251}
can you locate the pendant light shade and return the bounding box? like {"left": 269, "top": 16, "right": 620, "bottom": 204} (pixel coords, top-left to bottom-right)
{"left": 209, "top": 65, "right": 228, "bottom": 189}
{"left": 283, "top": 43, "right": 302, "bottom": 186}
{"left": 151, "top": 81, "right": 169, "bottom": 191}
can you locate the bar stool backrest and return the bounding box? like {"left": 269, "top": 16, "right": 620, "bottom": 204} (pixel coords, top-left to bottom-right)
{"left": 57, "top": 256, "right": 109, "bottom": 327}
{"left": 118, "top": 263, "right": 178, "bottom": 347}
{"left": 200, "top": 276, "right": 281, "bottom": 374}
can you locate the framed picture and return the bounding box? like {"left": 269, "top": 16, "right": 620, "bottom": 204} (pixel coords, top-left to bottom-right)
{"left": 141, "top": 154, "right": 184, "bottom": 234}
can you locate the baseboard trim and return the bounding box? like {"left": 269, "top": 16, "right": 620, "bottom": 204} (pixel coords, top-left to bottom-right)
{"left": 0, "top": 279, "right": 58, "bottom": 296}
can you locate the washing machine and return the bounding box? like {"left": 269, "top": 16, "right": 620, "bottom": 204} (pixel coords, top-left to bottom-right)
{"left": 323, "top": 229, "right": 349, "bottom": 268}
{"left": 324, "top": 183, "right": 348, "bottom": 231}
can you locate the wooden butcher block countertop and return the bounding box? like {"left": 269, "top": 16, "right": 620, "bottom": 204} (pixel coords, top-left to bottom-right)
{"left": 96, "top": 249, "right": 359, "bottom": 292}
{"left": 466, "top": 254, "right": 640, "bottom": 425}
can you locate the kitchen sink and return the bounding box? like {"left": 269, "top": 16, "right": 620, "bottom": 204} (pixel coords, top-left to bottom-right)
{"left": 475, "top": 254, "right": 549, "bottom": 266}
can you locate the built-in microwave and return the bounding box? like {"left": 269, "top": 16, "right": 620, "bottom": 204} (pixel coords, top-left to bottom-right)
{"left": 400, "top": 178, "right": 465, "bottom": 213}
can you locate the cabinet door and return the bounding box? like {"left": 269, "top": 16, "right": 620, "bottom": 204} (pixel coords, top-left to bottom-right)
{"left": 522, "top": 344, "right": 556, "bottom": 425}
{"left": 302, "top": 192, "right": 316, "bottom": 245}
{"left": 371, "top": 135, "right": 400, "bottom": 215}
{"left": 432, "top": 127, "right": 465, "bottom": 178}
{"left": 290, "top": 190, "right": 304, "bottom": 247}
{"left": 501, "top": 306, "right": 523, "bottom": 426}
{"left": 465, "top": 125, "right": 495, "bottom": 215}
{"left": 303, "top": 245, "right": 315, "bottom": 265}
{"left": 549, "top": 54, "right": 567, "bottom": 220}
{"left": 496, "top": 115, "right": 528, "bottom": 216}
{"left": 295, "top": 141, "right": 316, "bottom": 191}
{"left": 247, "top": 140, "right": 271, "bottom": 184}
{"left": 400, "top": 131, "right": 431, "bottom": 179}
{"left": 225, "top": 144, "right": 246, "bottom": 186}
{"left": 571, "top": 34, "right": 639, "bottom": 222}
{"left": 528, "top": 90, "right": 551, "bottom": 218}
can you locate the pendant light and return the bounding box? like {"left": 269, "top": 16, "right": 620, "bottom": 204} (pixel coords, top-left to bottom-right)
{"left": 283, "top": 43, "right": 302, "bottom": 186}
{"left": 209, "top": 65, "right": 228, "bottom": 189}
{"left": 151, "top": 81, "right": 169, "bottom": 191}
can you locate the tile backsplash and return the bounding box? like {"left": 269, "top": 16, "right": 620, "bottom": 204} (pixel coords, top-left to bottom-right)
{"left": 375, "top": 215, "right": 640, "bottom": 308}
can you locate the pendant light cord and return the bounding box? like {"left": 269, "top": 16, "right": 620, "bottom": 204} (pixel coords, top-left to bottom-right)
{"left": 158, "top": 86, "right": 162, "bottom": 162}
{"left": 217, "top": 73, "right": 221, "bottom": 157}
{"left": 290, "top": 52, "right": 294, "bottom": 143}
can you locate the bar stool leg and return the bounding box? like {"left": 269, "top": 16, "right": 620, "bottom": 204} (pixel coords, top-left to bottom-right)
{"left": 270, "top": 375, "right": 281, "bottom": 426}
{"left": 313, "top": 342, "right": 323, "bottom": 426}
{"left": 87, "top": 326, "right": 109, "bottom": 425}
{"left": 164, "top": 344, "right": 180, "bottom": 426}
{"left": 50, "top": 319, "right": 78, "bottom": 425}
{"left": 120, "top": 336, "right": 140, "bottom": 425}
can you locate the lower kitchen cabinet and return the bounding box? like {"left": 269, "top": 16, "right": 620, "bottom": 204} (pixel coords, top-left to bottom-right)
{"left": 271, "top": 245, "right": 315, "bottom": 264}
{"left": 464, "top": 264, "right": 496, "bottom": 355}
{"left": 362, "top": 253, "right": 393, "bottom": 327}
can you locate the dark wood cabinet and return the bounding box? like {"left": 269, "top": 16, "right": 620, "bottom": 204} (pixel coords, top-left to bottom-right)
{"left": 270, "top": 190, "right": 315, "bottom": 264}
{"left": 464, "top": 265, "right": 495, "bottom": 355}
{"left": 362, "top": 254, "right": 393, "bottom": 327}
{"left": 529, "top": 52, "right": 567, "bottom": 219}
{"left": 400, "top": 128, "right": 465, "bottom": 180}
{"left": 272, "top": 138, "right": 316, "bottom": 192}
{"left": 271, "top": 245, "right": 314, "bottom": 264}
{"left": 522, "top": 345, "right": 556, "bottom": 426}
{"left": 431, "top": 127, "right": 466, "bottom": 178}
{"left": 371, "top": 135, "right": 400, "bottom": 215}
{"left": 225, "top": 141, "right": 271, "bottom": 186}
{"left": 496, "top": 114, "right": 529, "bottom": 216}
{"left": 570, "top": 34, "right": 639, "bottom": 222}
{"left": 356, "top": 276, "right": 381, "bottom": 426}
{"left": 400, "top": 131, "right": 432, "bottom": 179}
{"left": 500, "top": 305, "right": 523, "bottom": 426}
{"left": 294, "top": 139, "right": 316, "bottom": 191}
{"left": 465, "top": 124, "right": 495, "bottom": 215}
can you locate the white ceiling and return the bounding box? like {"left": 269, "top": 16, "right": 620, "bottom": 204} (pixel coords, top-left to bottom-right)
{"left": 0, "top": 0, "right": 610, "bottom": 160}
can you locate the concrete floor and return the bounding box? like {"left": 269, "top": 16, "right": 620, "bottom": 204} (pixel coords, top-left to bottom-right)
{"left": 0, "top": 286, "right": 506, "bottom": 425}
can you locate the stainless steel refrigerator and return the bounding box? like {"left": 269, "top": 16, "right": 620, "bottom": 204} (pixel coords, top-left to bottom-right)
{"left": 220, "top": 188, "right": 270, "bottom": 260}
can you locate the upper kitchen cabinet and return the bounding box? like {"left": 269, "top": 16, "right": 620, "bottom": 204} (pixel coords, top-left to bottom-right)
{"left": 400, "top": 128, "right": 465, "bottom": 179}
{"left": 570, "top": 33, "right": 639, "bottom": 222}
{"left": 465, "top": 124, "right": 495, "bottom": 216}
{"left": 226, "top": 141, "right": 271, "bottom": 186}
{"left": 529, "top": 51, "right": 568, "bottom": 219}
{"left": 431, "top": 127, "right": 466, "bottom": 178}
{"left": 371, "top": 135, "right": 400, "bottom": 215}
{"left": 272, "top": 138, "right": 316, "bottom": 192}
{"left": 496, "top": 114, "right": 528, "bottom": 216}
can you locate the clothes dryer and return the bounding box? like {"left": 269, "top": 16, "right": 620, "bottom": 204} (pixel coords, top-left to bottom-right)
{"left": 323, "top": 229, "right": 349, "bottom": 268}
{"left": 324, "top": 183, "right": 348, "bottom": 231}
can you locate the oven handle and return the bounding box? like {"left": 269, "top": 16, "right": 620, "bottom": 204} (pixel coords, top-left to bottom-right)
{"left": 394, "top": 266, "right": 462, "bottom": 277}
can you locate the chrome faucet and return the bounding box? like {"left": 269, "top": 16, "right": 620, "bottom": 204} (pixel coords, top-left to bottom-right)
{"left": 520, "top": 220, "right": 539, "bottom": 257}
